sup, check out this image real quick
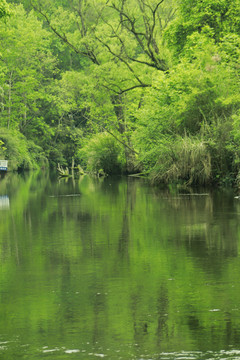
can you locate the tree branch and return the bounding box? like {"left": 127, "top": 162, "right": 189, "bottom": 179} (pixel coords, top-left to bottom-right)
{"left": 106, "top": 129, "right": 139, "bottom": 154}
{"left": 31, "top": 2, "right": 100, "bottom": 65}
{"left": 119, "top": 83, "right": 151, "bottom": 94}
{"left": 109, "top": 0, "right": 168, "bottom": 71}
{"left": 95, "top": 35, "right": 145, "bottom": 85}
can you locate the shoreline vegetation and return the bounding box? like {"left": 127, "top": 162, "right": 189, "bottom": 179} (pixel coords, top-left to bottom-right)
{"left": 0, "top": 0, "right": 240, "bottom": 187}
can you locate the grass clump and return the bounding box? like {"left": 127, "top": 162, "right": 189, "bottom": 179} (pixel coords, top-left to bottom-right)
{"left": 150, "top": 136, "right": 212, "bottom": 185}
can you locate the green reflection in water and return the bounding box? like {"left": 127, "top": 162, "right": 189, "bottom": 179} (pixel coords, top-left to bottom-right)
{"left": 0, "top": 172, "right": 240, "bottom": 359}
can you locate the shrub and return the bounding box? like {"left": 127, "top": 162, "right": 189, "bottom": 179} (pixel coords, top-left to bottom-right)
{"left": 78, "top": 132, "right": 124, "bottom": 175}
{"left": 0, "top": 128, "right": 47, "bottom": 170}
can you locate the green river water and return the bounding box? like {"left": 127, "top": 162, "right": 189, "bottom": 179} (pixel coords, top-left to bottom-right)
{"left": 1, "top": 171, "right": 240, "bottom": 359}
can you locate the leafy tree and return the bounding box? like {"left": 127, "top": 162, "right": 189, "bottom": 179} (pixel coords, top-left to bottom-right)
{"left": 28, "top": 0, "right": 177, "bottom": 168}
{"left": 0, "top": 4, "right": 58, "bottom": 153}
{"left": 165, "top": 0, "right": 240, "bottom": 56}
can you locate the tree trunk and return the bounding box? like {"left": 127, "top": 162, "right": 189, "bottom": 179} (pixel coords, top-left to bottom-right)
{"left": 7, "top": 71, "right": 13, "bottom": 129}
{"left": 111, "top": 93, "right": 137, "bottom": 173}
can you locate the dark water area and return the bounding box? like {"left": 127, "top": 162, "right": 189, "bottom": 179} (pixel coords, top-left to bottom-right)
{"left": 1, "top": 171, "right": 240, "bottom": 359}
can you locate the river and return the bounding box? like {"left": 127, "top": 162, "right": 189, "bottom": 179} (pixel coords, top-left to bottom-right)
{"left": 0, "top": 171, "right": 240, "bottom": 359}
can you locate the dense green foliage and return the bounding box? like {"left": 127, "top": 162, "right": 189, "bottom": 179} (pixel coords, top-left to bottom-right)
{"left": 0, "top": 0, "right": 240, "bottom": 184}
{"left": 0, "top": 0, "right": 10, "bottom": 18}
{"left": 0, "top": 128, "right": 47, "bottom": 170}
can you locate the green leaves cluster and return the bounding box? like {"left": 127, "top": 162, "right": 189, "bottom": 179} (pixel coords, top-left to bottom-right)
{"left": 0, "top": 4, "right": 58, "bottom": 158}
{"left": 0, "top": 0, "right": 10, "bottom": 19}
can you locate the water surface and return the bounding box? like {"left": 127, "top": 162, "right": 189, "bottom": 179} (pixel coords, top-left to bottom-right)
{"left": 1, "top": 172, "right": 240, "bottom": 359}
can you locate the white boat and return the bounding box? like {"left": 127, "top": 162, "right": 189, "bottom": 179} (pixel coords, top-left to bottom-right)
{"left": 0, "top": 160, "right": 8, "bottom": 171}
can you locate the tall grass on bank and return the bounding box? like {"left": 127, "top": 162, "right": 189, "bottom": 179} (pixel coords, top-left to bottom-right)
{"left": 150, "top": 136, "right": 212, "bottom": 185}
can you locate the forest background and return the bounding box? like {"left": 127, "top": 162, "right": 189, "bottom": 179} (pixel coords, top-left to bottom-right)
{"left": 0, "top": 0, "right": 240, "bottom": 186}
